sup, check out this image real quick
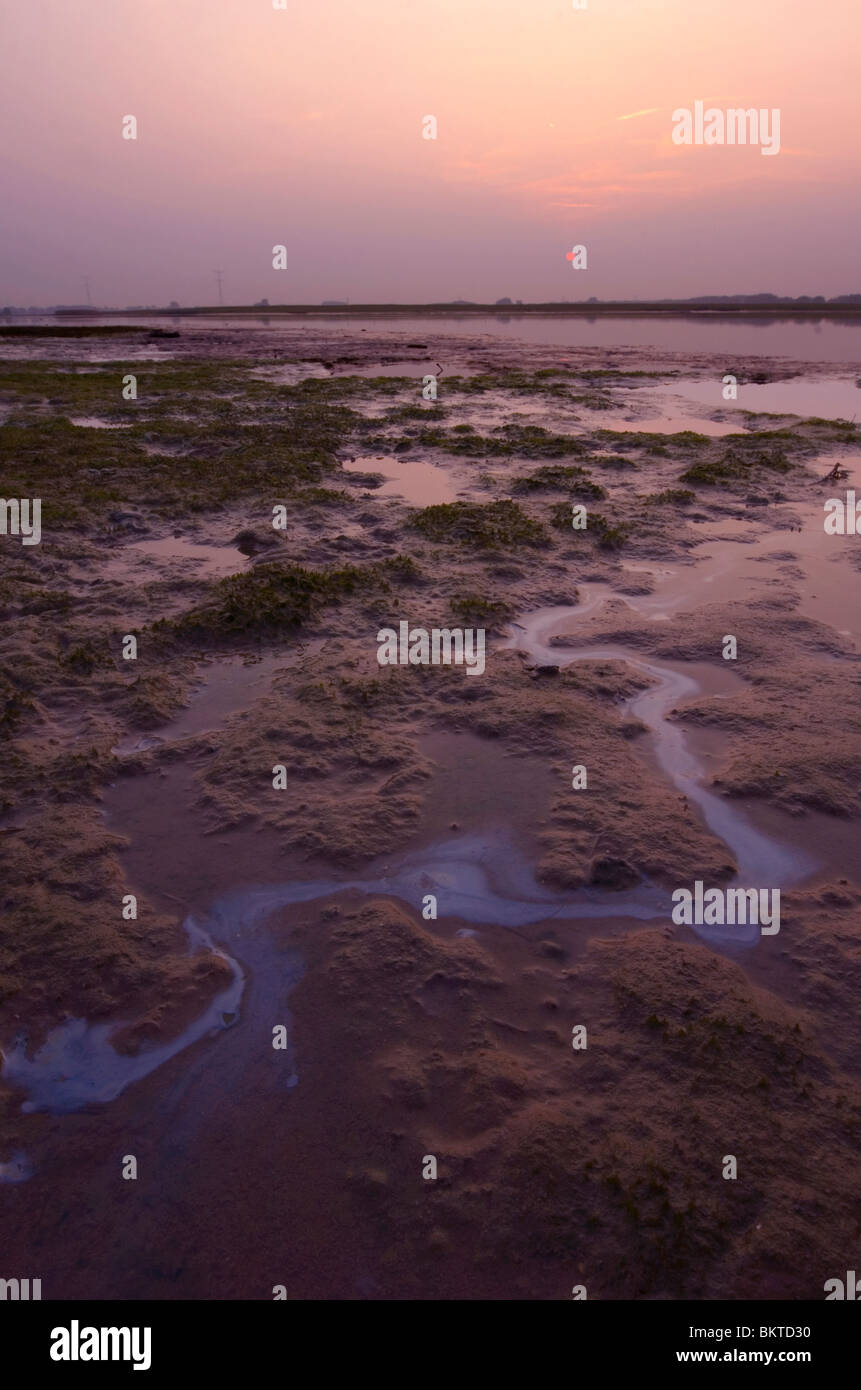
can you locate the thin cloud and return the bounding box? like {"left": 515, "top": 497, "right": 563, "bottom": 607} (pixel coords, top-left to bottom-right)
{"left": 617, "top": 108, "right": 660, "bottom": 122}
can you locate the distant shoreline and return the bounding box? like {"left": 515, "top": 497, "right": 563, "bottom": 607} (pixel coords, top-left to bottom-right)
{"left": 46, "top": 300, "right": 861, "bottom": 320}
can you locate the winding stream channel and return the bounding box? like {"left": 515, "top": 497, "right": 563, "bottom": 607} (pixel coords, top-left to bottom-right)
{"left": 1, "top": 519, "right": 850, "bottom": 1123}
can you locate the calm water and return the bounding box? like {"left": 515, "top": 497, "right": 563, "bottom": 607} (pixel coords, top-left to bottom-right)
{"left": 302, "top": 314, "right": 861, "bottom": 364}
{"left": 7, "top": 313, "right": 861, "bottom": 365}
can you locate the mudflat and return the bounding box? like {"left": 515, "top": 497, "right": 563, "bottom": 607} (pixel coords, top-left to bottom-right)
{"left": 2, "top": 322, "right": 860, "bottom": 1299}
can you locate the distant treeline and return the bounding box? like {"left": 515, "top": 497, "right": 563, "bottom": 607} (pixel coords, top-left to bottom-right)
{"left": 48, "top": 296, "right": 861, "bottom": 319}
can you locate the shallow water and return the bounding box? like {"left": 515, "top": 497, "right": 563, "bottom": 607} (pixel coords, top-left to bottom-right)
{"left": 586, "top": 403, "right": 740, "bottom": 437}
{"left": 3, "top": 577, "right": 817, "bottom": 1115}
{"left": 343, "top": 454, "right": 463, "bottom": 505}
{"left": 0, "top": 830, "right": 662, "bottom": 1116}
{"left": 5, "top": 472, "right": 856, "bottom": 1117}
{"left": 2, "top": 921, "right": 245, "bottom": 1114}
{"left": 683, "top": 514, "right": 861, "bottom": 649}
{"left": 556, "top": 374, "right": 861, "bottom": 433}
{"left": 666, "top": 376, "right": 861, "bottom": 423}
{"left": 502, "top": 606, "right": 810, "bottom": 892}
{"left": 302, "top": 315, "right": 860, "bottom": 365}
{"left": 483, "top": 388, "right": 739, "bottom": 436}
{"left": 69, "top": 416, "right": 135, "bottom": 429}
{"left": 10, "top": 312, "right": 861, "bottom": 364}
{"left": 112, "top": 646, "right": 324, "bottom": 756}
{"left": 105, "top": 534, "right": 247, "bottom": 580}
{"left": 1, "top": 763, "right": 802, "bottom": 1116}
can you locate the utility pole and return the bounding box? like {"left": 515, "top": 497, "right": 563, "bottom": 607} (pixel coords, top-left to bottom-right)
{"left": 213, "top": 269, "right": 224, "bottom": 306}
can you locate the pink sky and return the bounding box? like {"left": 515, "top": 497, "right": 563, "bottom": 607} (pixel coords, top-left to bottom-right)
{"left": 2, "top": 0, "right": 858, "bottom": 305}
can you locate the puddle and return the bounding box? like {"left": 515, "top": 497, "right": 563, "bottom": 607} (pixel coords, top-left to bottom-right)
{"left": 576, "top": 375, "right": 860, "bottom": 441}
{"left": 581, "top": 375, "right": 861, "bottom": 435}
{"left": 621, "top": 561, "right": 677, "bottom": 580}
{"left": 617, "top": 509, "right": 861, "bottom": 648}
{"left": 589, "top": 401, "right": 740, "bottom": 437}
{"left": 666, "top": 376, "right": 861, "bottom": 424}
{"left": 342, "top": 454, "right": 462, "bottom": 505}
{"left": 68, "top": 416, "right": 135, "bottom": 429}
{"left": 418, "top": 730, "right": 557, "bottom": 852}
{"left": 484, "top": 387, "right": 741, "bottom": 437}
{"left": 249, "top": 362, "right": 331, "bottom": 386}
{"left": 112, "top": 645, "right": 324, "bottom": 755}
{"left": 683, "top": 515, "right": 861, "bottom": 648}
{"left": 104, "top": 535, "right": 246, "bottom": 580}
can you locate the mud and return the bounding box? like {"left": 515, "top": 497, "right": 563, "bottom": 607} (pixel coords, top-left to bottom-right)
{"left": 1, "top": 323, "right": 860, "bottom": 1299}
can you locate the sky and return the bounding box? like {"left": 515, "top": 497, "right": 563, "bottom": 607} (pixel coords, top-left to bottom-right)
{"left": 1, "top": 0, "right": 859, "bottom": 306}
